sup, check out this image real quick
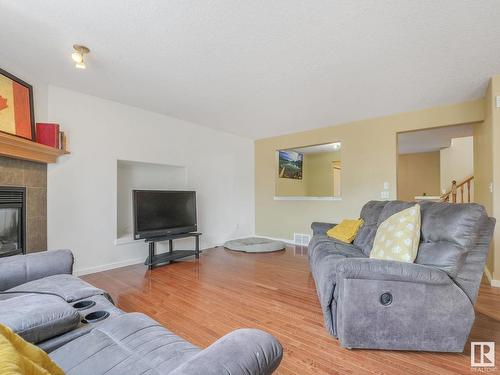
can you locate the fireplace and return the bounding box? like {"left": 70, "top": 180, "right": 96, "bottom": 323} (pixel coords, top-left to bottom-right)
{"left": 0, "top": 187, "right": 26, "bottom": 257}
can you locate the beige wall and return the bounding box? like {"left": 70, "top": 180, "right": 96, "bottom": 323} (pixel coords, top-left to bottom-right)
{"left": 474, "top": 79, "right": 496, "bottom": 275}
{"left": 397, "top": 152, "right": 441, "bottom": 201}
{"left": 474, "top": 76, "right": 500, "bottom": 279}
{"left": 275, "top": 172, "right": 307, "bottom": 196}
{"left": 305, "top": 151, "right": 341, "bottom": 196}
{"left": 255, "top": 99, "right": 484, "bottom": 241}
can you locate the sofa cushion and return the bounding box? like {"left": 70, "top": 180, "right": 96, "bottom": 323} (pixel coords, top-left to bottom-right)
{"left": 311, "top": 222, "right": 336, "bottom": 236}
{"left": 50, "top": 313, "right": 200, "bottom": 375}
{"left": 7, "top": 274, "right": 105, "bottom": 303}
{"left": 415, "top": 242, "right": 467, "bottom": 277}
{"left": 38, "top": 294, "right": 125, "bottom": 354}
{"left": 353, "top": 201, "right": 389, "bottom": 256}
{"left": 419, "top": 201, "right": 484, "bottom": 248}
{"left": 376, "top": 201, "right": 415, "bottom": 225}
{"left": 0, "top": 294, "right": 80, "bottom": 344}
{"left": 0, "top": 250, "right": 73, "bottom": 292}
{"left": 309, "top": 236, "right": 365, "bottom": 261}
{"left": 410, "top": 202, "right": 486, "bottom": 279}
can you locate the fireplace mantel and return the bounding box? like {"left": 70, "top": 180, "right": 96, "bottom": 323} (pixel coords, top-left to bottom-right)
{"left": 0, "top": 131, "right": 69, "bottom": 164}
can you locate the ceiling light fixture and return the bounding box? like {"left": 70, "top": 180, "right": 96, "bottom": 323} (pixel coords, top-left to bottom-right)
{"left": 72, "top": 44, "right": 90, "bottom": 69}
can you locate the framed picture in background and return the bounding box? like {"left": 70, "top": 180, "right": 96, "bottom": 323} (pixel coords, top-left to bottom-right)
{"left": 278, "top": 150, "right": 303, "bottom": 179}
{"left": 0, "top": 68, "right": 35, "bottom": 140}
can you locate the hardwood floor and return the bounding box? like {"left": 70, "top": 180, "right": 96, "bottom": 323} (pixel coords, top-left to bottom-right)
{"left": 82, "top": 246, "right": 500, "bottom": 374}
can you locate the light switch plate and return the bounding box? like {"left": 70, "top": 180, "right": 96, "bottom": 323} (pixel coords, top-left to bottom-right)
{"left": 383, "top": 182, "right": 389, "bottom": 190}
{"left": 496, "top": 96, "right": 500, "bottom": 108}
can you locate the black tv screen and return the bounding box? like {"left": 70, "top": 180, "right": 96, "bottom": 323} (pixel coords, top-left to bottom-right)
{"left": 133, "top": 190, "right": 197, "bottom": 239}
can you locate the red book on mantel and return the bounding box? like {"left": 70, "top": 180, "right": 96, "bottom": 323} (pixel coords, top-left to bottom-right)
{"left": 36, "top": 123, "right": 60, "bottom": 148}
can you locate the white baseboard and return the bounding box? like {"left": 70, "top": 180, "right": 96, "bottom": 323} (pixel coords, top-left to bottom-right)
{"left": 483, "top": 267, "right": 500, "bottom": 288}
{"left": 75, "top": 245, "right": 219, "bottom": 276}
{"left": 491, "top": 279, "right": 500, "bottom": 288}
{"left": 215, "top": 234, "right": 260, "bottom": 247}
{"left": 261, "top": 236, "right": 296, "bottom": 245}
{"left": 74, "top": 257, "right": 144, "bottom": 276}
{"left": 253, "top": 235, "right": 307, "bottom": 245}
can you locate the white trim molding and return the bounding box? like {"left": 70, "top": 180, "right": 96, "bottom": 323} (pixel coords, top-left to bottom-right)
{"left": 483, "top": 267, "right": 500, "bottom": 288}
{"left": 75, "top": 257, "right": 144, "bottom": 276}
{"left": 261, "top": 236, "right": 296, "bottom": 245}
{"left": 76, "top": 246, "right": 218, "bottom": 276}
{"left": 491, "top": 279, "right": 500, "bottom": 288}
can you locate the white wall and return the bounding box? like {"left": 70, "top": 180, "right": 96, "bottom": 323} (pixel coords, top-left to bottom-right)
{"left": 116, "top": 160, "right": 187, "bottom": 239}
{"left": 440, "top": 136, "right": 474, "bottom": 197}
{"left": 47, "top": 85, "right": 254, "bottom": 275}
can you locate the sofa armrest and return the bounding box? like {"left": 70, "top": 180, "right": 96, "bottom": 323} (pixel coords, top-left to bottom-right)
{"left": 311, "top": 222, "right": 336, "bottom": 236}
{"left": 335, "top": 258, "right": 472, "bottom": 351}
{"left": 0, "top": 250, "right": 74, "bottom": 291}
{"left": 169, "top": 329, "right": 283, "bottom": 375}
{"left": 335, "top": 258, "right": 451, "bottom": 285}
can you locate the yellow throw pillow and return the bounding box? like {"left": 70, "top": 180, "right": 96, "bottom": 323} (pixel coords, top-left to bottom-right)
{"left": 326, "top": 219, "right": 364, "bottom": 243}
{"left": 0, "top": 324, "right": 64, "bottom": 375}
{"left": 370, "top": 204, "right": 421, "bottom": 263}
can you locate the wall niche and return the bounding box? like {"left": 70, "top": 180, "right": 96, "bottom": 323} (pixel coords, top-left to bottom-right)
{"left": 116, "top": 159, "right": 187, "bottom": 242}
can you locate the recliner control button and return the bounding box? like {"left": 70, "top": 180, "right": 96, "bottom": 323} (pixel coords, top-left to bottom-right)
{"left": 380, "top": 292, "right": 393, "bottom": 306}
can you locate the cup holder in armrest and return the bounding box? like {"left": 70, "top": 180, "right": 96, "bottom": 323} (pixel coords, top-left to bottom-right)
{"left": 82, "top": 311, "right": 110, "bottom": 324}
{"left": 73, "top": 300, "right": 96, "bottom": 310}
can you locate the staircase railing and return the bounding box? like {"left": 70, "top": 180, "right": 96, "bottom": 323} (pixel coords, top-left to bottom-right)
{"left": 441, "top": 176, "right": 474, "bottom": 203}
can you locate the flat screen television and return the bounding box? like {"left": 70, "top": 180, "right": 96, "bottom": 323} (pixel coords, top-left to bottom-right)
{"left": 133, "top": 190, "right": 197, "bottom": 239}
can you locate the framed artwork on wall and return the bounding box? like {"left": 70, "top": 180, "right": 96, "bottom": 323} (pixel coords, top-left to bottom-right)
{"left": 278, "top": 150, "right": 303, "bottom": 179}
{"left": 0, "top": 68, "right": 35, "bottom": 140}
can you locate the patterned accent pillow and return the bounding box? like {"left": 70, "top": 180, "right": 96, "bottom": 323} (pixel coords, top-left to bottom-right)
{"left": 370, "top": 204, "right": 421, "bottom": 263}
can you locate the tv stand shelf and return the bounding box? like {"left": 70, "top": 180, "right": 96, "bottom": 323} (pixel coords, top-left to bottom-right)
{"left": 144, "top": 232, "right": 201, "bottom": 270}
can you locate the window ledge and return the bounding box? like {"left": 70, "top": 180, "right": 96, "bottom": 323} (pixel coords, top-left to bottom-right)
{"left": 273, "top": 196, "right": 342, "bottom": 201}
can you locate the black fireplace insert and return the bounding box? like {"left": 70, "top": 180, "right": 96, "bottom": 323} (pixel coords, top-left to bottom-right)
{"left": 0, "top": 187, "right": 26, "bottom": 257}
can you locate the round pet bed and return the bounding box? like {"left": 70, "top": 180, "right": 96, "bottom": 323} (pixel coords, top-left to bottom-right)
{"left": 224, "top": 237, "right": 286, "bottom": 253}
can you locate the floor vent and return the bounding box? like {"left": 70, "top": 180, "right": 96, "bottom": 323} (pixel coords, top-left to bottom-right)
{"left": 293, "top": 233, "right": 311, "bottom": 246}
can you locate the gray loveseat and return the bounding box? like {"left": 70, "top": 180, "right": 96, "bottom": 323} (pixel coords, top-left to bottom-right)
{"left": 0, "top": 250, "right": 283, "bottom": 374}
{"left": 309, "top": 200, "right": 495, "bottom": 352}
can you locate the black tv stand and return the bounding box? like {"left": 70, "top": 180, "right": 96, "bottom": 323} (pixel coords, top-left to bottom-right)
{"left": 144, "top": 232, "right": 202, "bottom": 270}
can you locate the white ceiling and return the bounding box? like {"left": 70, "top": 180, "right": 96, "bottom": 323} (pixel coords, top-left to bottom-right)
{"left": 1, "top": 1, "right": 499, "bottom": 139}
{"left": 398, "top": 124, "right": 474, "bottom": 154}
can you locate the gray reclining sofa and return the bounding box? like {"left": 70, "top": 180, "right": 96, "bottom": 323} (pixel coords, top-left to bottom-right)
{"left": 309, "top": 200, "right": 495, "bottom": 352}
{"left": 0, "top": 250, "right": 283, "bottom": 374}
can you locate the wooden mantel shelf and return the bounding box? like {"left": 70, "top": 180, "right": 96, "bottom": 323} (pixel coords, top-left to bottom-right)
{"left": 0, "top": 131, "right": 69, "bottom": 164}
